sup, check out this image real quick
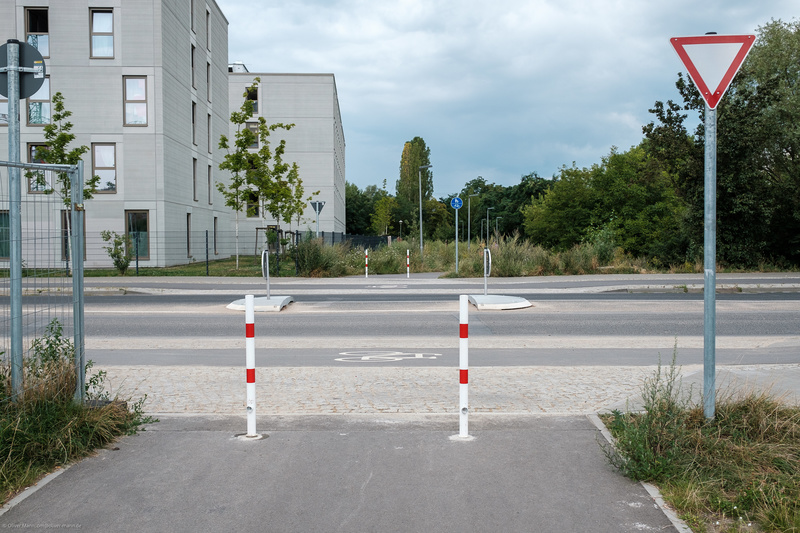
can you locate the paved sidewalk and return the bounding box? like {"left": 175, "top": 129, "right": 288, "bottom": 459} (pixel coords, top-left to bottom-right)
{"left": 96, "top": 363, "right": 800, "bottom": 417}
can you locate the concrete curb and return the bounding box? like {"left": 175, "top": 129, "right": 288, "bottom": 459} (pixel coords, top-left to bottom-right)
{"left": 226, "top": 295, "right": 294, "bottom": 312}
{"left": 468, "top": 294, "right": 532, "bottom": 310}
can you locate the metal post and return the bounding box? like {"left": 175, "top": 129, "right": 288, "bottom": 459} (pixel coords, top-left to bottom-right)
{"left": 205, "top": 230, "right": 209, "bottom": 276}
{"left": 245, "top": 295, "right": 257, "bottom": 437}
{"left": 703, "top": 105, "right": 717, "bottom": 420}
{"left": 467, "top": 194, "right": 478, "bottom": 251}
{"left": 8, "top": 40, "right": 23, "bottom": 399}
{"left": 365, "top": 248, "right": 368, "bottom": 278}
{"left": 483, "top": 248, "right": 489, "bottom": 296}
{"left": 459, "top": 295, "right": 469, "bottom": 438}
{"left": 71, "top": 161, "right": 86, "bottom": 402}
{"left": 406, "top": 249, "right": 410, "bottom": 278}
{"left": 261, "top": 248, "right": 270, "bottom": 299}
{"left": 455, "top": 206, "right": 459, "bottom": 274}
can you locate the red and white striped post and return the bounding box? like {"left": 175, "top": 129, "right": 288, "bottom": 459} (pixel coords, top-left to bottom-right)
{"left": 245, "top": 295, "right": 257, "bottom": 437}
{"left": 459, "top": 294, "right": 469, "bottom": 437}
{"left": 406, "top": 249, "right": 410, "bottom": 278}
{"left": 365, "top": 248, "right": 369, "bottom": 278}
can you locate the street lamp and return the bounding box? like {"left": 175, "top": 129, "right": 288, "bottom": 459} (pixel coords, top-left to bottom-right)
{"left": 398, "top": 220, "right": 403, "bottom": 240}
{"left": 467, "top": 194, "right": 479, "bottom": 251}
{"left": 495, "top": 216, "right": 503, "bottom": 239}
{"left": 418, "top": 164, "right": 432, "bottom": 257}
{"left": 485, "top": 207, "right": 494, "bottom": 244}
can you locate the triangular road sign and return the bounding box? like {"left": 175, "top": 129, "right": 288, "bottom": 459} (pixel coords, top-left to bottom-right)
{"left": 670, "top": 34, "right": 755, "bottom": 109}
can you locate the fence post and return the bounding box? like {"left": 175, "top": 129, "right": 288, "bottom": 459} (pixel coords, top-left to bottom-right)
{"left": 71, "top": 161, "right": 86, "bottom": 402}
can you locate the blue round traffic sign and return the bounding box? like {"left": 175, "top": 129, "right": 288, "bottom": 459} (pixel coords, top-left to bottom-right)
{"left": 451, "top": 197, "right": 463, "bottom": 209}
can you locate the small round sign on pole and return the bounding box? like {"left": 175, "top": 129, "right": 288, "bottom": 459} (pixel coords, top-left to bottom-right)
{"left": 451, "top": 197, "right": 462, "bottom": 273}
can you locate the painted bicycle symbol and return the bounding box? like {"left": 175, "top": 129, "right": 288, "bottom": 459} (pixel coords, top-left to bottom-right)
{"left": 335, "top": 350, "right": 441, "bottom": 363}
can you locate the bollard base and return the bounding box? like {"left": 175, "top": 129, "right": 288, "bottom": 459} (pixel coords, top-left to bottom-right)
{"left": 449, "top": 434, "right": 475, "bottom": 442}
{"left": 234, "top": 433, "right": 267, "bottom": 441}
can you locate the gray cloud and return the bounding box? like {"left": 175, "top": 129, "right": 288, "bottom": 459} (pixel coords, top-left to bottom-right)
{"left": 216, "top": 0, "right": 797, "bottom": 197}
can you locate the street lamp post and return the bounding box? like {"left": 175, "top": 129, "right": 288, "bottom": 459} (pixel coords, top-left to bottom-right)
{"left": 495, "top": 216, "right": 502, "bottom": 238}
{"left": 398, "top": 220, "right": 403, "bottom": 240}
{"left": 485, "top": 207, "right": 494, "bottom": 244}
{"left": 418, "top": 164, "right": 432, "bottom": 258}
{"left": 467, "top": 194, "right": 479, "bottom": 251}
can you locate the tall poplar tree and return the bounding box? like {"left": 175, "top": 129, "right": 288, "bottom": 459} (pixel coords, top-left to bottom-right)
{"left": 396, "top": 136, "right": 432, "bottom": 206}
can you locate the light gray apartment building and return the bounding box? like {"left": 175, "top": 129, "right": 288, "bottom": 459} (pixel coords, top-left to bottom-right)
{"left": 1, "top": 0, "right": 345, "bottom": 268}
{"left": 228, "top": 65, "right": 346, "bottom": 242}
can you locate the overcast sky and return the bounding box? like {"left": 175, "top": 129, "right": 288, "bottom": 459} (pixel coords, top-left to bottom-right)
{"left": 215, "top": 0, "right": 797, "bottom": 198}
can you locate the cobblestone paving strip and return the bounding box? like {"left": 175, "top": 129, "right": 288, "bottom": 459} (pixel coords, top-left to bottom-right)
{"left": 95, "top": 365, "right": 705, "bottom": 416}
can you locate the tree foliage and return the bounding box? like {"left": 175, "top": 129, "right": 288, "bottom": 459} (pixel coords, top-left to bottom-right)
{"left": 218, "top": 78, "right": 313, "bottom": 264}
{"left": 396, "top": 137, "right": 432, "bottom": 208}
{"left": 29, "top": 92, "right": 100, "bottom": 204}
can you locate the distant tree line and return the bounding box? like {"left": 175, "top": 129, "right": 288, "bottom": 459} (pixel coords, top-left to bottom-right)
{"left": 347, "top": 19, "right": 800, "bottom": 268}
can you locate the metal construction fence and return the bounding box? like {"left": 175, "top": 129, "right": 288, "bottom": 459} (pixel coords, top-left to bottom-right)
{"left": 1, "top": 160, "right": 85, "bottom": 402}
{"left": 3, "top": 229, "right": 396, "bottom": 272}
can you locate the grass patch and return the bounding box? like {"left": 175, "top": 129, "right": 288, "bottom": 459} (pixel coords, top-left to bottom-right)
{"left": 1, "top": 320, "right": 155, "bottom": 504}
{"left": 601, "top": 354, "right": 800, "bottom": 532}
{"left": 77, "top": 236, "right": 798, "bottom": 278}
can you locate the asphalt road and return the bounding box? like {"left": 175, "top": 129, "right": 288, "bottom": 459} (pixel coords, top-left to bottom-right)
{"left": 79, "top": 273, "right": 800, "bottom": 368}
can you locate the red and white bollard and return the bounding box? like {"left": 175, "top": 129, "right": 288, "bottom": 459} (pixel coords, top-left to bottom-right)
{"left": 245, "top": 295, "right": 257, "bottom": 437}
{"left": 365, "top": 248, "right": 369, "bottom": 278}
{"left": 459, "top": 294, "right": 470, "bottom": 438}
{"left": 406, "top": 249, "right": 410, "bottom": 278}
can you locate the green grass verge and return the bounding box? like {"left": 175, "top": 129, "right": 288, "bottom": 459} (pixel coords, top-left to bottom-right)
{"left": 1, "top": 320, "right": 155, "bottom": 504}
{"left": 601, "top": 354, "right": 800, "bottom": 532}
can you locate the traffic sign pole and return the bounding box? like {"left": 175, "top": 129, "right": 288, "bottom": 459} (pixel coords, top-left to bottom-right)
{"left": 451, "top": 197, "right": 462, "bottom": 274}
{"left": 671, "top": 33, "right": 754, "bottom": 419}
{"left": 703, "top": 105, "right": 717, "bottom": 420}
{"left": 6, "top": 40, "right": 22, "bottom": 399}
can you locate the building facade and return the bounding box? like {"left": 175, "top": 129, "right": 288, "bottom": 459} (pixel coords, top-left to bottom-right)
{"left": 1, "top": 1, "right": 345, "bottom": 269}
{"left": 228, "top": 66, "right": 346, "bottom": 244}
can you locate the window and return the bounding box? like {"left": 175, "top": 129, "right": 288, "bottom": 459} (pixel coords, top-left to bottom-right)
{"left": 192, "top": 157, "right": 198, "bottom": 201}
{"left": 90, "top": 9, "right": 114, "bottom": 58}
{"left": 27, "top": 77, "right": 50, "bottom": 125}
{"left": 206, "top": 10, "right": 210, "bottom": 50}
{"left": 246, "top": 85, "right": 258, "bottom": 114}
{"left": 191, "top": 45, "right": 196, "bottom": 88}
{"left": 92, "top": 143, "right": 116, "bottom": 193}
{"left": 246, "top": 122, "right": 258, "bottom": 148}
{"left": 27, "top": 143, "right": 51, "bottom": 192}
{"left": 126, "top": 211, "right": 149, "bottom": 260}
{"left": 191, "top": 102, "right": 197, "bottom": 144}
{"left": 246, "top": 191, "right": 259, "bottom": 218}
{"left": 206, "top": 62, "right": 211, "bottom": 102}
{"left": 186, "top": 213, "right": 192, "bottom": 257}
{"left": 61, "top": 210, "right": 86, "bottom": 261}
{"left": 207, "top": 165, "right": 212, "bottom": 205}
{"left": 190, "top": 0, "right": 195, "bottom": 32}
{"left": 213, "top": 217, "right": 218, "bottom": 255}
{"left": 207, "top": 113, "right": 212, "bottom": 153}
{"left": 0, "top": 211, "right": 9, "bottom": 259}
{"left": 26, "top": 8, "right": 49, "bottom": 57}
{"left": 0, "top": 96, "right": 8, "bottom": 126}
{"left": 123, "top": 76, "right": 147, "bottom": 126}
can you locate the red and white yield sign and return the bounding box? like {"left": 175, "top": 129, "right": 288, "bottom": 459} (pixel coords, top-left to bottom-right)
{"left": 670, "top": 34, "right": 755, "bottom": 109}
